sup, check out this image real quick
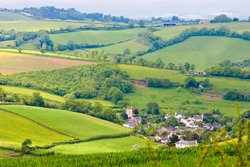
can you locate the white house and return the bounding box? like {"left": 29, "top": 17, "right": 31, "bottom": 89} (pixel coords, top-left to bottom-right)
{"left": 175, "top": 112, "right": 183, "bottom": 119}
{"left": 175, "top": 140, "right": 199, "bottom": 148}
{"left": 126, "top": 108, "right": 133, "bottom": 118}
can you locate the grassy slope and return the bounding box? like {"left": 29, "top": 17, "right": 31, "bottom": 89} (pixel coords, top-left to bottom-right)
{"left": 154, "top": 22, "right": 250, "bottom": 40}
{"left": 118, "top": 65, "right": 250, "bottom": 116}
{"left": 143, "top": 37, "right": 250, "bottom": 70}
{"left": 0, "top": 85, "right": 114, "bottom": 106}
{"left": 0, "top": 109, "right": 71, "bottom": 148}
{"left": 96, "top": 39, "right": 150, "bottom": 55}
{"left": 0, "top": 51, "right": 93, "bottom": 74}
{"left": 125, "top": 87, "right": 250, "bottom": 116}
{"left": 0, "top": 105, "right": 130, "bottom": 139}
{"left": 50, "top": 136, "right": 148, "bottom": 154}
{"left": 0, "top": 12, "right": 32, "bottom": 21}
{"left": 50, "top": 29, "right": 144, "bottom": 45}
{"left": 118, "top": 64, "right": 250, "bottom": 93}
{"left": 0, "top": 85, "right": 65, "bottom": 102}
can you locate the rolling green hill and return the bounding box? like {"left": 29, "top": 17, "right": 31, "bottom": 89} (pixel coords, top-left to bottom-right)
{"left": 0, "top": 109, "right": 71, "bottom": 147}
{"left": 0, "top": 11, "right": 32, "bottom": 21}
{"left": 96, "top": 39, "right": 150, "bottom": 55}
{"left": 0, "top": 105, "right": 130, "bottom": 140}
{"left": 143, "top": 36, "right": 250, "bottom": 70}
{"left": 50, "top": 29, "right": 145, "bottom": 45}
{"left": 154, "top": 22, "right": 250, "bottom": 41}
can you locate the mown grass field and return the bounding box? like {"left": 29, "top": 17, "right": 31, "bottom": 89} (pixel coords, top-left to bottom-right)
{"left": 50, "top": 29, "right": 145, "bottom": 45}
{"left": 143, "top": 36, "right": 250, "bottom": 70}
{"left": 0, "top": 105, "right": 130, "bottom": 139}
{"left": 0, "top": 20, "right": 115, "bottom": 32}
{"left": 0, "top": 52, "right": 93, "bottom": 74}
{"left": 0, "top": 109, "right": 71, "bottom": 148}
{"left": 0, "top": 11, "right": 32, "bottom": 21}
{"left": 49, "top": 136, "right": 148, "bottom": 154}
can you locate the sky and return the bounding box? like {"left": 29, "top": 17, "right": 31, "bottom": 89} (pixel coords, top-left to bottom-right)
{"left": 0, "top": 0, "right": 249, "bottom": 19}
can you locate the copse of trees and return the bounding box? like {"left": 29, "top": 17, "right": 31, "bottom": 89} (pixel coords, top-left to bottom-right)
{"left": 224, "top": 90, "right": 250, "bottom": 102}
{"left": 0, "top": 63, "right": 133, "bottom": 103}
{"left": 206, "top": 65, "right": 250, "bottom": 79}
{"left": 146, "top": 78, "right": 180, "bottom": 89}
{"left": 211, "top": 14, "right": 232, "bottom": 23}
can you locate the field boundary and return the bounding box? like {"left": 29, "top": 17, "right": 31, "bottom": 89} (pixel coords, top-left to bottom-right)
{"left": 0, "top": 108, "right": 77, "bottom": 139}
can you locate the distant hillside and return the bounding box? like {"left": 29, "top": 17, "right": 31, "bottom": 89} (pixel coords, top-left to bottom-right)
{"left": 10, "top": 6, "right": 130, "bottom": 23}
{"left": 0, "top": 11, "right": 32, "bottom": 21}
{"left": 143, "top": 36, "right": 250, "bottom": 70}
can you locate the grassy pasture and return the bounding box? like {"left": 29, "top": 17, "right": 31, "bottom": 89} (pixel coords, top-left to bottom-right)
{"left": 0, "top": 109, "right": 71, "bottom": 148}
{"left": 0, "top": 105, "right": 130, "bottom": 139}
{"left": 154, "top": 22, "right": 250, "bottom": 40}
{"left": 0, "top": 11, "right": 32, "bottom": 21}
{"left": 50, "top": 29, "right": 145, "bottom": 45}
{"left": 97, "top": 39, "right": 150, "bottom": 55}
{"left": 49, "top": 136, "right": 148, "bottom": 154}
{"left": 0, "top": 20, "right": 114, "bottom": 32}
{"left": 0, "top": 52, "right": 93, "bottom": 74}
{"left": 118, "top": 64, "right": 250, "bottom": 93}
{"left": 143, "top": 36, "right": 250, "bottom": 70}
{"left": 125, "top": 87, "right": 250, "bottom": 116}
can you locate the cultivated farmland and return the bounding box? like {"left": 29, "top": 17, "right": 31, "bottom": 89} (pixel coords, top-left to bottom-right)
{"left": 0, "top": 52, "right": 94, "bottom": 74}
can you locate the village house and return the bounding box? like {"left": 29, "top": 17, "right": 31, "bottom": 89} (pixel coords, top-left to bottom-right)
{"left": 181, "top": 117, "right": 198, "bottom": 128}
{"left": 175, "top": 112, "right": 183, "bottom": 119}
{"left": 160, "top": 137, "right": 169, "bottom": 144}
{"left": 122, "top": 116, "right": 141, "bottom": 129}
{"left": 126, "top": 108, "right": 133, "bottom": 118}
{"left": 203, "top": 123, "right": 222, "bottom": 131}
{"left": 191, "top": 115, "right": 203, "bottom": 122}
{"left": 175, "top": 140, "right": 199, "bottom": 148}
{"left": 193, "top": 71, "right": 207, "bottom": 76}
{"left": 199, "top": 20, "right": 211, "bottom": 25}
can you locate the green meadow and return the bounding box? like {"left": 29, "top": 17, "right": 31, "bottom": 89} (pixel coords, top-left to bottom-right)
{"left": 0, "top": 109, "right": 71, "bottom": 148}
{"left": 0, "top": 105, "right": 130, "bottom": 139}
{"left": 50, "top": 29, "right": 145, "bottom": 45}
{"left": 49, "top": 136, "right": 148, "bottom": 154}
{"left": 143, "top": 36, "right": 250, "bottom": 70}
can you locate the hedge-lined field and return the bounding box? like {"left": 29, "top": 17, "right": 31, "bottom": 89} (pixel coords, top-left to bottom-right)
{"left": 50, "top": 29, "right": 145, "bottom": 45}
{"left": 0, "top": 109, "right": 71, "bottom": 148}
{"left": 0, "top": 105, "right": 130, "bottom": 139}
{"left": 143, "top": 36, "right": 250, "bottom": 70}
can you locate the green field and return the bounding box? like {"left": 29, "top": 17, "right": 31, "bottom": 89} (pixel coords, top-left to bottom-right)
{"left": 154, "top": 22, "right": 250, "bottom": 40}
{"left": 49, "top": 136, "right": 148, "bottom": 154}
{"left": 143, "top": 36, "right": 250, "bottom": 70}
{"left": 0, "top": 109, "right": 71, "bottom": 147}
{"left": 117, "top": 64, "right": 250, "bottom": 115}
{"left": 125, "top": 87, "right": 250, "bottom": 116}
{"left": 0, "top": 20, "right": 113, "bottom": 32}
{"left": 0, "top": 51, "right": 93, "bottom": 74}
{"left": 0, "top": 105, "right": 130, "bottom": 139}
{"left": 50, "top": 29, "right": 144, "bottom": 45}
{"left": 0, "top": 11, "right": 32, "bottom": 21}
{"left": 97, "top": 39, "right": 150, "bottom": 55}
{"left": 118, "top": 64, "right": 250, "bottom": 93}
